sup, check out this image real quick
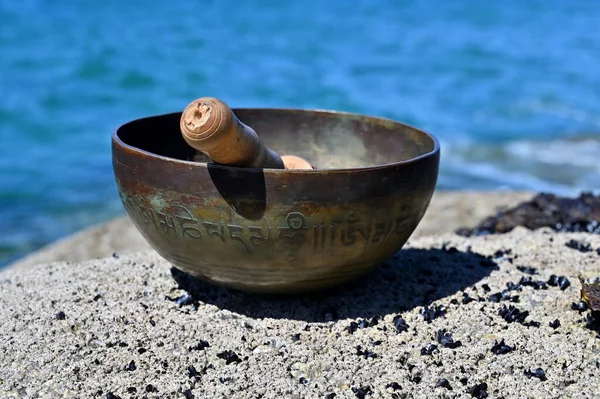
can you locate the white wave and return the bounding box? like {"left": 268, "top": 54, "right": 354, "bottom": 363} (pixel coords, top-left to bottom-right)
{"left": 440, "top": 137, "right": 600, "bottom": 194}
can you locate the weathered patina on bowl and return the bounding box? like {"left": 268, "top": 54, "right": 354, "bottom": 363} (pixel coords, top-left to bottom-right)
{"left": 112, "top": 108, "right": 440, "bottom": 294}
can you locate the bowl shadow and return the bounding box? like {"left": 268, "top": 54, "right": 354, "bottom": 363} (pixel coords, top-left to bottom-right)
{"left": 169, "top": 246, "right": 498, "bottom": 322}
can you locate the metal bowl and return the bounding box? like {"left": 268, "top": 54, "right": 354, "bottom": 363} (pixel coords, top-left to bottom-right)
{"left": 112, "top": 108, "right": 440, "bottom": 294}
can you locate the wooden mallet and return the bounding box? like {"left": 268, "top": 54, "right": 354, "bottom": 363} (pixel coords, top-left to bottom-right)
{"left": 180, "top": 97, "right": 313, "bottom": 170}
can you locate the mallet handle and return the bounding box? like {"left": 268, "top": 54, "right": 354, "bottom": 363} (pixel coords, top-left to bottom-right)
{"left": 180, "top": 97, "right": 285, "bottom": 169}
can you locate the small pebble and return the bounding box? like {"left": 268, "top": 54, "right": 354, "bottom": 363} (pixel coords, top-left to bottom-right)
{"left": 216, "top": 350, "right": 241, "bottom": 364}
{"left": 499, "top": 305, "right": 530, "bottom": 324}
{"left": 106, "top": 393, "right": 122, "bottom": 399}
{"left": 355, "top": 345, "right": 377, "bottom": 359}
{"left": 124, "top": 360, "right": 136, "bottom": 371}
{"left": 351, "top": 386, "right": 372, "bottom": 399}
{"left": 565, "top": 239, "right": 593, "bottom": 253}
{"left": 187, "top": 365, "right": 199, "bottom": 378}
{"left": 491, "top": 339, "right": 514, "bottom": 355}
{"left": 420, "top": 344, "right": 439, "bottom": 356}
{"left": 145, "top": 384, "right": 158, "bottom": 393}
{"left": 470, "top": 382, "right": 488, "bottom": 398}
{"left": 324, "top": 393, "right": 336, "bottom": 399}
{"left": 420, "top": 304, "right": 446, "bottom": 322}
{"left": 385, "top": 382, "right": 401, "bottom": 390}
{"left": 524, "top": 368, "right": 547, "bottom": 381}
{"left": 392, "top": 315, "right": 409, "bottom": 333}
{"left": 435, "top": 378, "right": 452, "bottom": 390}
{"left": 435, "top": 329, "right": 462, "bottom": 349}
{"left": 56, "top": 311, "right": 66, "bottom": 320}
{"left": 189, "top": 340, "right": 210, "bottom": 351}
{"left": 183, "top": 389, "right": 194, "bottom": 399}
{"left": 571, "top": 301, "right": 589, "bottom": 312}
{"left": 549, "top": 319, "right": 561, "bottom": 329}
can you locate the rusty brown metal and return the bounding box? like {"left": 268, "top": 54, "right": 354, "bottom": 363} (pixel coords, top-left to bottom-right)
{"left": 112, "top": 108, "right": 440, "bottom": 294}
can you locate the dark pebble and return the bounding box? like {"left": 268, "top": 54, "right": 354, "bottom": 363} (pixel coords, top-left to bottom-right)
{"left": 460, "top": 377, "right": 468, "bottom": 385}
{"left": 524, "top": 368, "right": 547, "bottom": 381}
{"left": 499, "top": 305, "right": 530, "bottom": 324}
{"left": 435, "top": 329, "right": 462, "bottom": 349}
{"left": 420, "top": 344, "right": 439, "bottom": 356}
{"left": 481, "top": 284, "right": 491, "bottom": 292}
{"left": 291, "top": 333, "right": 301, "bottom": 341}
{"left": 392, "top": 315, "right": 409, "bottom": 333}
{"left": 325, "top": 394, "right": 336, "bottom": 399}
{"left": 126, "top": 387, "right": 136, "bottom": 393}
{"left": 56, "top": 311, "right": 66, "bottom": 320}
{"left": 488, "top": 290, "right": 516, "bottom": 302}
{"left": 548, "top": 275, "right": 570, "bottom": 290}
{"left": 189, "top": 340, "right": 210, "bottom": 351}
{"left": 517, "top": 266, "right": 538, "bottom": 275}
{"left": 149, "top": 319, "right": 156, "bottom": 327}
{"left": 571, "top": 301, "right": 589, "bottom": 312}
{"left": 558, "top": 276, "right": 571, "bottom": 290}
{"left": 187, "top": 365, "right": 199, "bottom": 378}
{"left": 420, "top": 304, "right": 446, "bottom": 322}
{"left": 355, "top": 345, "right": 377, "bottom": 359}
{"left": 565, "top": 239, "right": 593, "bottom": 253}
{"left": 124, "top": 360, "right": 136, "bottom": 372}
{"left": 93, "top": 294, "right": 103, "bottom": 301}
{"left": 216, "top": 350, "right": 242, "bottom": 364}
{"left": 491, "top": 339, "right": 514, "bottom": 355}
{"left": 385, "top": 382, "right": 401, "bottom": 391}
{"left": 183, "top": 389, "right": 195, "bottom": 399}
{"left": 351, "top": 386, "right": 372, "bottom": 399}
{"left": 106, "top": 393, "right": 122, "bottom": 399}
{"left": 145, "top": 384, "right": 158, "bottom": 393}
{"left": 506, "top": 281, "right": 521, "bottom": 291}
{"left": 347, "top": 322, "right": 358, "bottom": 334}
{"left": 435, "top": 378, "right": 452, "bottom": 390}
{"left": 299, "top": 377, "right": 308, "bottom": 384}
{"left": 470, "top": 382, "right": 488, "bottom": 398}
{"left": 112, "top": 252, "right": 119, "bottom": 258}
{"left": 519, "top": 276, "right": 547, "bottom": 290}
{"left": 493, "top": 249, "right": 512, "bottom": 259}
{"left": 549, "top": 319, "right": 561, "bottom": 329}
{"left": 462, "top": 293, "right": 476, "bottom": 304}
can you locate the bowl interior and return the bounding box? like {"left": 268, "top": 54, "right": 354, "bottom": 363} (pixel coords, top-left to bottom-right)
{"left": 116, "top": 108, "right": 437, "bottom": 169}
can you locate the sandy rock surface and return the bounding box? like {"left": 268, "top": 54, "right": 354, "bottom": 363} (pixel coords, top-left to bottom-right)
{"left": 7, "top": 191, "right": 533, "bottom": 270}
{"left": 1, "top": 228, "right": 599, "bottom": 399}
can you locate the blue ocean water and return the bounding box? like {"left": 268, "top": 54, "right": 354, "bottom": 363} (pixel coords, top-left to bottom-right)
{"left": 1, "top": 0, "right": 599, "bottom": 267}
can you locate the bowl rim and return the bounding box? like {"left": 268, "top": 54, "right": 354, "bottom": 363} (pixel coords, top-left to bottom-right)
{"left": 112, "top": 107, "right": 440, "bottom": 175}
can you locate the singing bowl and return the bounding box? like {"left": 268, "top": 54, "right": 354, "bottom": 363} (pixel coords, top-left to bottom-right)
{"left": 112, "top": 108, "right": 440, "bottom": 294}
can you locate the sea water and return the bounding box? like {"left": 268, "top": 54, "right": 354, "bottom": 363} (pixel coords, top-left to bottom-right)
{"left": 1, "top": 0, "right": 599, "bottom": 267}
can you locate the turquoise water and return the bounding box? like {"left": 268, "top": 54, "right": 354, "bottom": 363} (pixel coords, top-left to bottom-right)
{"left": 1, "top": 0, "right": 600, "bottom": 267}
